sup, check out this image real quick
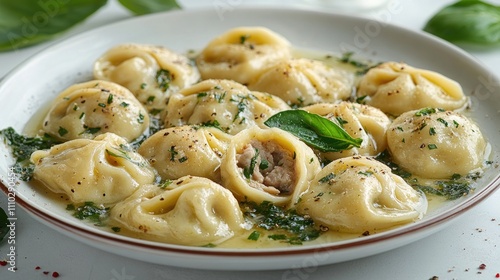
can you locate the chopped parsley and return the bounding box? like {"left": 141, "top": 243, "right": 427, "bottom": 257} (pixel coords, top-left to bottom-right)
{"left": 0, "top": 127, "right": 59, "bottom": 181}
{"left": 242, "top": 201, "right": 321, "bottom": 245}
{"left": 156, "top": 69, "right": 172, "bottom": 92}
{"left": 58, "top": 126, "right": 68, "bottom": 137}
{"left": 243, "top": 148, "right": 259, "bottom": 179}
{"left": 169, "top": 146, "right": 178, "bottom": 161}
{"left": 429, "top": 127, "right": 436, "bottom": 135}
{"left": 199, "top": 120, "right": 224, "bottom": 131}
{"left": 437, "top": 117, "right": 449, "bottom": 127}
{"left": 137, "top": 113, "right": 145, "bottom": 124}
{"left": 107, "top": 94, "right": 114, "bottom": 104}
{"left": 318, "top": 172, "right": 335, "bottom": 184}
{"left": 197, "top": 92, "right": 208, "bottom": 98}
{"left": 416, "top": 179, "right": 473, "bottom": 200}
{"left": 428, "top": 144, "right": 438, "bottom": 150}
{"left": 376, "top": 150, "right": 476, "bottom": 200}
{"left": 247, "top": 230, "right": 261, "bottom": 241}
{"left": 67, "top": 202, "right": 109, "bottom": 226}
{"left": 105, "top": 147, "right": 145, "bottom": 167}
{"left": 240, "top": 34, "right": 250, "bottom": 44}
{"left": 80, "top": 126, "right": 101, "bottom": 135}
{"left": 335, "top": 116, "right": 348, "bottom": 128}
{"left": 414, "top": 107, "right": 437, "bottom": 116}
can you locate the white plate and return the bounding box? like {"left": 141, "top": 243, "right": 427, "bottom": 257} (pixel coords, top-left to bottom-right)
{"left": 0, "top": 7, "right": 499, "bottom": 271}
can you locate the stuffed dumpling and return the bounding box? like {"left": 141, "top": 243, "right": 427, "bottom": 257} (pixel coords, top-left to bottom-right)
{"left": 110, "top": 176, "right": 246, "bottom": 246}
{"left": 196, "top": 27, "right": 292, "bottom": 85}
{"left": 30, "top": 133, "right": 156, "bottom": 205}
{"left": 138, "top": 125, "right": 231, "bottom": 182}
{"left": 296, "top": 156, "right": 427, "bottom": 234}
{"left": 357, "top": 62, "right": 467, "bottom": 116}
{"left": 386, "top": 108, "right": 487, "bottom": 179}
{"left": 248, "top": 58, "right": 354, "bottom": 106}
{"left": 94, "top": 43, "right": 200, "bottom": 116}
{"left": 164, "top": 79, "right": 290, "bottom": 135}
{"left": 41, "top": 80, "right": 149, "bottom": 142}
{"left": 220, "top": 126, "right": 321, "bottom": 207}
{"left": 302, "top": 102, "right": 391, "bottom": 161}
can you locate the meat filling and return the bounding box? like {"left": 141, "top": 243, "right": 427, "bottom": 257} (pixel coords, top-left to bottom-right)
{"left": 236, "top": 140, "right": 295, "bottom": 195}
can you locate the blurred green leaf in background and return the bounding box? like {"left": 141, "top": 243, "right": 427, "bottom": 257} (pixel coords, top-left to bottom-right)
{"left": 0, "top": 0, "right": 181, "bottom": 52}
{"left": 424, "top": 0, "right": 500, "bottom": 47}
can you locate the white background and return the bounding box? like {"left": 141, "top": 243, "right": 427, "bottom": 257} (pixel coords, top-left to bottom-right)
{"left": 0, "top": 0, "right": 499, "bottom": 279}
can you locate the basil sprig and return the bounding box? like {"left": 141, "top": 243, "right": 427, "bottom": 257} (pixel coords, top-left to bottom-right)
{"left": 423, "top": 0, "right": 500, "bottom": 46}
{"left": 264, "top": 110, "right": 363, "bottom": 152}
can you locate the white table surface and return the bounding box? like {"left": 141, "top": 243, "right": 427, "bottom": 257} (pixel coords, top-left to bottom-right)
{"left": 1, "top": 0, "right": 499, "bottom": 279}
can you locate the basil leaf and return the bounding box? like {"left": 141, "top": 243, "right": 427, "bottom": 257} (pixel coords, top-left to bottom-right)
{"left": 118, "top": 0, "right": 181, "bottom": 15}
{"left": 0, "top": 0, "right": 108, "bottom": 51}
{"left": 0, "top": 207, "right": 8, "bottom": 243}
{"left": 264, "top": 110, "right": 363, "bottom": 152}
{"left": 423, "top": 0, "right": 500, "bottom": 46}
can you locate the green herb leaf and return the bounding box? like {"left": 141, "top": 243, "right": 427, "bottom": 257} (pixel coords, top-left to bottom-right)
{"left": 247, "top": 230, "right": 260, "bottom": 241}
{"left": 423, "top": 0, "right": 500, "bottom": 46}
{"left": 243, "top": 148, "right": 259, "bottom": 179}
{"left": 264, "top": 110, "right": 362, "bottom": 152}
{"left": 242, "top": 201, "right": 321, "bottom": 245}
{"left": 1, "top": 127, "right": 58, "bottom": 162}
{"left": 69, "top": 202, "right": 109, "bottom": 226}
{"left": 0, "top": 0, "right": 108, "bottom": 51}
{"left": 118, "top": 0, "right": 181, "bottom": 15}
{"left": 156, "top": 69, "right": 172, "bottom": 91}
{"left": 0, "top": 207, "right": 8, "bottom": 243}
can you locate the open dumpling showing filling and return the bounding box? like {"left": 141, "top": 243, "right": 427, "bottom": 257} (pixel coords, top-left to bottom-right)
{"left": 220, "top": 127, "right": 321, "bottom": 207}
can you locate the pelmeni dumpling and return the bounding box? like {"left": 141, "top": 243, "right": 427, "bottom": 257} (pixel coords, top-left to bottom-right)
{"left": 357, "top": 62, "right": 467, "bottom": 116}
{"left": 296, "top": 156, "right": 427, "bottom": 234}
{"left": 30, "top": 133, "right": 156, "bottom": 205}
{"left": 196, "top": 27, "right": 292, "bottom": 85}
{"left": 302, "top": 102, "right": 391, "bottom": 161}
{"left": 248, "top": 58, "right": 354, "bottom": 106}
{"left": 220, "top": 127, "right": 321, "bottom": 207}
{"left": 94, "top": 43, "right": 200, "bottom": 116}
{"left": 164, "top": 79, "right": 290, "bottom": 135}
{"left": 110, "top": 176, "right": 246, "bottom": 246}
{"left": 42, "top": 80, "right": 149, "bottom": 142}
{"left": 138, "top": 126, "right": 231, "bottom": 182}
{"left": 387, "top": 108, "right": 487, "bottom": 179}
